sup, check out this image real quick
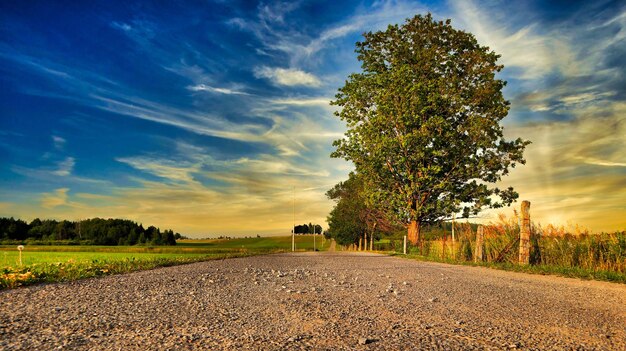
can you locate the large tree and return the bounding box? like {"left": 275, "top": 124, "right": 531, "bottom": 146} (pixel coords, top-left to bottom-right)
{"left": 331, "top": 14, "right": 530, "bottom": 244}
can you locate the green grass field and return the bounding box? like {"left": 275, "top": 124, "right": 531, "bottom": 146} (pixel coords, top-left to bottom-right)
{"left": 0, "top": 235, "right": 329, "bottom": 289}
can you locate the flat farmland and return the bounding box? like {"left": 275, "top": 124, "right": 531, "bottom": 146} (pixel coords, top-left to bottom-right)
{"left": 0, "top": 235, "right": 330, "bottom": 288}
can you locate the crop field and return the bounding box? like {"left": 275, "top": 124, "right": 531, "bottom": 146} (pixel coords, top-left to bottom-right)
{"left": 0, "top": 235, "right": 329, "bottom": 289}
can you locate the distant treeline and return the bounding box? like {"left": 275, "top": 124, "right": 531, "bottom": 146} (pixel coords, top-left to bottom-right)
{"left": 293, "top": 223, "right": 323, "bottom": 234}
{"left": 0, "top": 217, "right": 184, "bottom": 246}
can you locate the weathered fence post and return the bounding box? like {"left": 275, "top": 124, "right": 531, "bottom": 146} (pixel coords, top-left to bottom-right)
{"left": 442, "top": 233, "right": 447, "bottom": 260}
{"left": 519, "top": 200, "right": 531, "bottom": 265}
{"left": 451, "top": 213, "right": 456, "bottom": 259}
{"left": 403, "top": 235, "right": 407, "bottom": 255}
{"left": 475, "top": 225, "right": 484, "bottom": 262}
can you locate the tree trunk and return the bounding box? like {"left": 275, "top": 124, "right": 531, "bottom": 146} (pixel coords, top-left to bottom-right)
{"left": 407, "top": 220, "right": 420, "bottom": 245}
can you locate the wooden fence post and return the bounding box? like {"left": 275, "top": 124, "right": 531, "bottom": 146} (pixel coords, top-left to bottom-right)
{"left": 451, "top": 213, "right": 456, "bottom": 259}
{"left": 475, "top": 225, "right": 484, "bottom": 262}
{"left": 519, "top": 200, "right": 531, "bottom": 265}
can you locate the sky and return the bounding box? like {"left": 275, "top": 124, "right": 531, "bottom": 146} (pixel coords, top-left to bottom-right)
{"left": 1, "top": 0, "right": 624, "bottom": 236}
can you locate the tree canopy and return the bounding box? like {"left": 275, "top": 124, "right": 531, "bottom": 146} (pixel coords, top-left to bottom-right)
{"left": 293, "top": 223, "right": 323, "bottom": 234}
{"left": 0, "top": 217, "right": 179, "bottom": 246}
{"left": 331, "top": 14, "right": 530, "bottom": 244}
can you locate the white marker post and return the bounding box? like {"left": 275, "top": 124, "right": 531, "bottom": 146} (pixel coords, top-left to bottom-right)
{"left": 403, "top": 236, "right": 407, "bottom": 255}
{"left": 17, "top": 245, "right": 24, "bottom": 266}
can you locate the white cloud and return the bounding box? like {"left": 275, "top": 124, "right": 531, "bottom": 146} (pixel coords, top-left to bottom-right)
{"left": 270, "top": 97, "right": 331, "bottom": 106}
{"left": 53, "top": 157, "right": 75, "bottom": 176}
{"left": 52, "top": 135, "right": 66, "bottom": 149}
{"left": 253, "top": 66, "right": 321, "bottom": 87}
{"left": 110, "top": 21, "right": 132, "bottom": 32}
{"left": 187, "top": 84, "right": 250, "bottom": 95}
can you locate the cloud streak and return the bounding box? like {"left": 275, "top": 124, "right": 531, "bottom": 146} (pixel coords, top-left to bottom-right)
{"left": 187, "top": 84, "right": 251, "bottom": 95}
{"left": 253, "top": 66, "right": 322, "bottom": 87}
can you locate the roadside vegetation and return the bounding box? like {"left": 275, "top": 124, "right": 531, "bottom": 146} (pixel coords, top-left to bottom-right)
{"left": 365, "top": 214, "right": 626, "bottom": 283}
{"left": 0, "top": 235, "right": 329, "bottom": 289}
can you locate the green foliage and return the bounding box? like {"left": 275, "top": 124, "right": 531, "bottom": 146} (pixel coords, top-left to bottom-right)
{"left": 331, "top": 14, "right": 529, "bottom": 233}
{"left": 0, "top": 217, "right": 178, "bottom": 246}
{"left": 326, "top": 173, "right": 400, "bottom": 246}
{"left": 294, "top": 223, "right": 323, "bottom": 234}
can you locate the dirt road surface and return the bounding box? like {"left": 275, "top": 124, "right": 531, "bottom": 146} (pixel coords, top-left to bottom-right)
{"left": 1, "top": 252, "right": 625, "bottom": 350}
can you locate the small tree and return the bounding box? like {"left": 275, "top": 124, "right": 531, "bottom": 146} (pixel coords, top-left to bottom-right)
{"left": 332, "top": 14, "right": 529, "bottom": 244}
{"left": 327, "top": 173, "right": 397, "bottom": 246}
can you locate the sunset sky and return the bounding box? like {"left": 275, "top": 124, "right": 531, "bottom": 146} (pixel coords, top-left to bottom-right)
{"left": 1, "top": 1, "right": 624, "bottom": 236}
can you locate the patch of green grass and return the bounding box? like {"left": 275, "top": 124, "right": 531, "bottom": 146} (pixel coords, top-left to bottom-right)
{"left": 0, "top": 235, "right": 330, "bottom": 289}
{"left": 177, "top": 234, "right": 330, "bottom": 251}
{"left": 0, "top": 252, "right": 254, "bottom": 289}
{"left": 0, "top": 250, "right": 208, "bottom": 267}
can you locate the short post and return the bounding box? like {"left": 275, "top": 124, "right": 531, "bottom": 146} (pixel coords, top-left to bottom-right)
{"left": 403, "top": 235, "right": 407, "bottom": 255}
{"left": 313, "top": 233, "right": 316, "bottom": 252}
{"left": 519, "top": 200, "right": 531, "bottom": 265}
{"left": 442, "top": 233, "right": 447, "bottom": 260}
{"left": 475, "top": 226, "right": 484, "bottom": 263}
{"left": 451, "top": 213, "right": 456, "bottom": 259}
{"left": 17, "top": 245, "right": 24, "bottom": 266}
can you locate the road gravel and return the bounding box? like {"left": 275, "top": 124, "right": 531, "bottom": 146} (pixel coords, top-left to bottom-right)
{"left": 1, "top": 252, "right": 625, "bottom": 350}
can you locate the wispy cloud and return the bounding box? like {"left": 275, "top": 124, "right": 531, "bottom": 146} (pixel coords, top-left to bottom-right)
{"left": 227, "top": 0, "right": 426, "bottom": 67}
{"left": 41, "top": 188, "right": 69, "bottom": 208}
{"left": 450, "top": 1, "right": 565, "bottom": 80}
{"left": 582, "top": 158, "right": 626, "bottom": 167}
{"left": 52, "top": 135, "right": 66, "bottom": 150}
{"left": 253, "top": 66, "right": 321, "bottom": 87}
{"left": 187, "top": 84, "right": 250, "bottom": 95}
{"left": 110, "top": 21, "right": 132, "bottom": 32}
{"left": 52, "top": 157, "right": 75, "bottom": 176}
{"left": 116, "top": 156, "right": 199, "bottom": 184}
{"left": 270, "top": 97, "right": 331, "bottom": 106}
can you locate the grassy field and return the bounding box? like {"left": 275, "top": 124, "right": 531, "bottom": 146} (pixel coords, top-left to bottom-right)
{"left": 0, "top": 235, "right": 329, "bottom": 289}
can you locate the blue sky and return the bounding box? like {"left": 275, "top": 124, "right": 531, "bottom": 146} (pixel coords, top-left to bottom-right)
{"left": 1, "top": 0, "right": 625, "bottom": 236}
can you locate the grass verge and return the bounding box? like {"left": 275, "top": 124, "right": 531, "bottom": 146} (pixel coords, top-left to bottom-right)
{"left": 0, "top": 235, "right": 329, "bottom": 289}
{"left": 388, "top": 252, "right": 626, "bottom": 284}
{"left": 0, "top": 249, "right": 281, "bottom": 289}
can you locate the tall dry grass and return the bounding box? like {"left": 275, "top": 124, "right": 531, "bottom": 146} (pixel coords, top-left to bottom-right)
{"left": 401, "top": 212, "right": 625, "bottom": 278}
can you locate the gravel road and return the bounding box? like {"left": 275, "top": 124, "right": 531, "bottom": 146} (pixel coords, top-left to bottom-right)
{"left": 1, "top": 252, "right": 625, "bottom": 350}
